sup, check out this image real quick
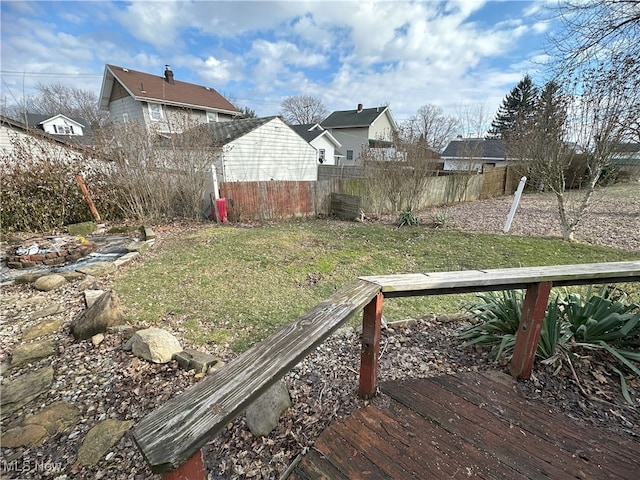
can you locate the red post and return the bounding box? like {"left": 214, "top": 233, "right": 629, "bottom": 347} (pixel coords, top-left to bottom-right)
{"left": 162, "top": 450, "right": 207, "bottom": 480}
{"left": 359, "top": 293, "right": 384, "bottom": 399}
{"left": 75, "top": 174, "right": 101, "bottom": 223}
{"left": 509, "top": 282, "right": 552, "bottom": 380}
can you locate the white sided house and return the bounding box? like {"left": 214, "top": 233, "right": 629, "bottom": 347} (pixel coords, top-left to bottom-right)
{"left": 25, "top": 114, "right": 87, "bottom": 137}
{"left": 290, "top": 123, "right": 342, "bottom": 165}
{"left": 320, "top": 104, "right": 398, "bottom": 165}
{"left": 99, "top": 64, "right": 241, "bottom": 133}
{"left": 202, "top": 116, "right": 318, "bottom": 183}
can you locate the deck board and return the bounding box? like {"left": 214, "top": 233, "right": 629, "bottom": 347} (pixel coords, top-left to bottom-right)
{"left": 290, "top": 371, "right": 640, "bottom": 480}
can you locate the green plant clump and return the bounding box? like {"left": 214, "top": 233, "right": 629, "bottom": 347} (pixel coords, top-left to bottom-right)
{"left": 459, "top": 286, "right": 640, "bottom": 403}
{"left": 396, "top": 207, "right": 419, "bottom": 227}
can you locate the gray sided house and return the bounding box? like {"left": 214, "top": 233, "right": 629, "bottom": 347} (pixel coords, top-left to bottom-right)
{"left": 611, "top": 142, "right": 640, "bottom": 179}
{"left": 200, "top": 116, "right": 317, "bottom": 183}
{"left": 99, "top": 64, "right": 241, "bottom": 133}
{"left": 320, "top": 104, "right": 398, "bottom": 165}
{"left": 290, "top": 123, "right": 342, "bottom": 165}
{"left": 441, "top": 137, "right": 511, "bottom": 172}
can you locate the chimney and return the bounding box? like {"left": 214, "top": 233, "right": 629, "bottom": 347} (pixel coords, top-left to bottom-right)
{"left": 164, "top": 65, "right": 174, "bottom": 84}
{"left": 357, "top": 103, "right": 363, "bottom": 113}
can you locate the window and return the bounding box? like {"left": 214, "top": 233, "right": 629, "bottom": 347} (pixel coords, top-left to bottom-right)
{"left": 346, "top": 150, "right": 353, "bottom": 162}
{"left": 206, "top": 111, "right": 218, "bottom": 123}
{"left": 54, "top": 125, "right": 73, "bottom": 134}
{"left": 148, "top": 103, "right": 163, "bottom": 121}
{"left": 318, "top": 149, "right": 325, "bottom": 164}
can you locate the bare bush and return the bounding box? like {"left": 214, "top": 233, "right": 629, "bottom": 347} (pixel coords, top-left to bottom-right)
{"left": 0, "top": 132, "right": 109, "bottom": 232}
{"left": 94, "top": 113, "right": 220, "bottom": 222}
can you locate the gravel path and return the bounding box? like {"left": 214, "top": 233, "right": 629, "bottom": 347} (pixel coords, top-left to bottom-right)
{"left": 1, "top": 183, "right": 638, "bottom": 480}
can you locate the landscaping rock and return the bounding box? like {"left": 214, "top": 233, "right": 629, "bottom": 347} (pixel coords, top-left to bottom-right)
{"left": 76, "top": 261, "right": 117, "bottom": 277}
{"left": 76, "top": 419, "right": 133, "bottom": 466}
{"left": 91, "top": 333, "right": 105, "bottom": 347}
{"left": 23, "top": 401, "right": 81, "bottom": 435}
{"left": 174, "top": 348, "right": 222, "bottom": 373}
{"left": 1, "top": 424, "right": 48, "bottom": 447}
{"left": 33, "top": 274, "right": 67, "bottom": 292}
{"left": 22, "top": 318, "right": 66, "bottom": 341}
{"left": 10, "top": 339, "right": 57, "bottom": 368}
{"left": 126, "top": 327, "right": 182, "bottom": 363}
{"left": 245, "top": 380, "right": 292, "bottom": 437}
{"left": 142, "top": 226, "right": 156, "bottom": 240}
{"left": 14, "top": 273, "right": 45, "bottom": 285}
{"left": 126, "top": 240, "right": 149, "bottom": 253}
{"left": 1, "top": 366, "right": 54, "bottom": 418}
{"left": 67, "top": 221, "right": 96, "bottom": 237}
{"left": 71, "top": 290, "right": 124, "bottom": 340}
{"left": 77, "top": 274, "right": 98, "bottom": 290}
{"left": 84, "top": 289, "right": 105, "bottom": 308}
{"left": 28, "top": 303, "right": 64, "bottom": 321}
{"left": 60, "top": 270, "right": 86, "bottom": 282}
{"left": 114, "top": 251, "right": 140, "bottom": 268}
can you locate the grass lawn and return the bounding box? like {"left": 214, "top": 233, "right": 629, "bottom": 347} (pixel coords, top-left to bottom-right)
{"left": 111, "top": 220, "right": 640, "bottom": 352}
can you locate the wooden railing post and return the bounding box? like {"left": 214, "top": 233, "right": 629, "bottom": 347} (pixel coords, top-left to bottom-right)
{"left": 359, "top": 292, "right": 384, "bottom": 399}
{"left": 162, "top": 449, "right": 207, "bottom": 480}
{"left": 509, "top": 281, "right": 552, "bottom": 380}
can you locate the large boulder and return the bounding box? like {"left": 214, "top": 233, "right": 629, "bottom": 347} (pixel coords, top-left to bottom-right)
{"left": 245, "top": 381, "right": 292, "bottom": 437}
{"left": 76, "top": 419, "right": 133, "bottom": 466}
{"left": 71, "top": 291, "right": 124, "bottom": 340}
{"left": 125, "top": 327, "right": 182, "bottom": 363}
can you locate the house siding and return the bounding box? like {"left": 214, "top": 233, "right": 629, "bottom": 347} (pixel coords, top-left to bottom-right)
{"left": 220, "top": 119, "right": 317, "bottom": 182}
{"left": 310, "top": 135, "right": 338, "bottom": 166}
{"left": 369, "top": 113, "right": 394, "bottom": 142}
{"left": 330, "top": 128, "right": 369, "bottom": 165}
{"left": 108, "top": 96, "right": 144, "bottom": 124}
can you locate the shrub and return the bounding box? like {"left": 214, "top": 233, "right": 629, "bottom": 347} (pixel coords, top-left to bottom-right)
{"left": 432, "top": 210, "right": 451, "bottom": 228}
{"left": 459, "top": 285, "right": 640, "bottom": 402}
{"left": 396, "top": 207, "right": 419, "bottom": 227}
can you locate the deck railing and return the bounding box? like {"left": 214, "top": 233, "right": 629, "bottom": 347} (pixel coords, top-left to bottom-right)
{"left": 132, "top": 261, "right": 640, "bottom": 479}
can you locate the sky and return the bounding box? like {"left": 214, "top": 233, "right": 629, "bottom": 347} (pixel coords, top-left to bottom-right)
{"left": 0, "top": 0, "right": 556, "bottom": 127}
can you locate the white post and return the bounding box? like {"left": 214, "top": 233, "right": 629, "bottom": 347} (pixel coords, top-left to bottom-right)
{"left": 503, "top": 176, "right": 527, "bottom": 233}
{"left": 211, "top": 164, "right": 220, "bottom": 200}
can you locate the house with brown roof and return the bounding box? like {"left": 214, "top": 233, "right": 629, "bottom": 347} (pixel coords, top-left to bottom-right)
{"left": 99, "top": 64, "right": 241, "bottom": 133}
{"left": 320, "top": 104, "right": 398, "bottom": 165}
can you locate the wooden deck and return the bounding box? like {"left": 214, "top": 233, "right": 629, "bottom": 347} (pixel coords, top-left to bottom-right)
{"left": 290, "top": 371, "right": 640, "bottom": 479}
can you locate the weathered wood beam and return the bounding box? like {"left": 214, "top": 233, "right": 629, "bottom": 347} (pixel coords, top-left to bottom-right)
{"left": 133, "top": 279, "right": 380, "bottom": 474}
{"left": 509, "top": 282, "right": 552, "bottom": 379}
{"left": 359, "top": 292, "right": 384, "bottom": 399}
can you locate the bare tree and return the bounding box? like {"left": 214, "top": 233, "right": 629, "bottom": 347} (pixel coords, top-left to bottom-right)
{"left": 547, "top": 0, "right": 640, "bottom": 140}
{"left": 12, "top": 82, "right": 108, "bottom": 127}
{"left": 280, "top": 95, "right": 328, "bottom": 125}
{"left": 512, "top": 79, "right": 636, "bottom": 241}
{"left": 401, "top": 104, "right": 459, "bottom": 152}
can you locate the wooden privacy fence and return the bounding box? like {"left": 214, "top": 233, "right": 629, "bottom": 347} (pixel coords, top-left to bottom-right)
{"left": 216, "top": 166, "right": 518, "bottom": 221}
{"left": 132, "top": 260, "right": 640, "bottom": 479}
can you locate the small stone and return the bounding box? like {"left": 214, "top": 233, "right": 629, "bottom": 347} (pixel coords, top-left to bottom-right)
{"left": 33, "top": 274, "right": 67, "bottom": 292}
{"left": 67, "top": 221, "right": 96, "bottom": 237}
{"left": 1, "top": 424, "right": 48, "bottom": 447}
{"left": 76, "top": 261, "right": 117, "bottom": 277}
{"left": 14, "top": 273, "right": 45, "bottom": 285}
{"left": 28, "top": 303, "right": 65, "bottom": 321}
{"left": 114, "top": 251, "right": 140, "bottom": 267}
{"left": 91, "top": 333, "right": 105, "bottom": 347}
{"left": 84, "top": 289, "right": 105, "bottom": 308}
{"left": 23, "top": 401, "right": 81, "bottom": 435}
{"left": 129, "top": 327, "right": 182, "bottom": 363}
{"left": 22, "top": 318, "right": 66, "bottom": 341}
{"left": 11, "top": 339, "right": 57, "bottom": 368}
{"left": 60, "top": 271, "right": 86, "bottom": 282}
{"left": 76, "top": 419, "right": 133, "bottom": 466}
{"left": 78, "top": 275, "right": 98, "bottom": 290}
{"left": 1, "top": 366, "right": 54, "bottom": 418}
{"left": 245, "top": 381, "right": 292, "bottom": 437}
{"left": 126, "top": 240, "right": 149, "bottom": 253}
{"left": 71, "top": 291, "right": 124, "bottom": 340}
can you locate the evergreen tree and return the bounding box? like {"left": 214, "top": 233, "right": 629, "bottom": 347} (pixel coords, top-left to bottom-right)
{"left": 487, "top": 75, "right": 538, "bottom": 139}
